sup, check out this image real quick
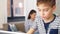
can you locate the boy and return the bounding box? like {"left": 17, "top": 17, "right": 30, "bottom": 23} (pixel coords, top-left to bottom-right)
{"left": 26, "top": 0, "right": 60, "bottom": 34}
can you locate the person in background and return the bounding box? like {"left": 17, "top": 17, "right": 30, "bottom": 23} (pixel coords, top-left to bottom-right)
{"left": 25, "top": 9, "right": 39, "bottom": 34}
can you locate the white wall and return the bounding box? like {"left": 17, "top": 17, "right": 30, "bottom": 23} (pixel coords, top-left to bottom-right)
{"left": 0, "top": 0, "right": 7, "bottom": 23}
{"left": 0, "top": 0, "right": 7, "bottom": 28}
{"left": 55, "top": 0, "right": 60, "bottom": 15}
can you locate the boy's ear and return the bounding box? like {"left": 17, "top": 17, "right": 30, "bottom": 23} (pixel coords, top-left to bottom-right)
{"left": 52, "top": 5, "right": 56, "bottom": 12}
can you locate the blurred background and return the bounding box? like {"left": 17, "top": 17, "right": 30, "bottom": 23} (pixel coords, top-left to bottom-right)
{"left": 0, "top": 0, "right": 60, "bottom": 32}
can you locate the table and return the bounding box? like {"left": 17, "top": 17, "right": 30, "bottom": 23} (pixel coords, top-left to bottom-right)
{"left": 0, "top": 30, "right": 26, "bottom": 34}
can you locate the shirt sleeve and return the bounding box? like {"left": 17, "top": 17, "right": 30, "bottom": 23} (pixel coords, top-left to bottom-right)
{"left": 58, "top": 20, "right": 60, "bottom": 34}
{"left": 31, "top": 18, "right": 38, "bottom": 30}
{"left": 58, "top": 17, "right": 60, "bottom": 34}
{"left": 31, "top": 22, "right": 37, "bottom": 30}
{"left": 31, "top": 16, "right": 41, "bottom": 30}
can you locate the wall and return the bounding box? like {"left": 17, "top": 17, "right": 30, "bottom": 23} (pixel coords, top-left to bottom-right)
{"left": 0, "top": 0, "right": 7, "bottom": 28}
{"left": 7, "top": 0, "right": 11, "bottom": 17}
{"left": 55, "top": 0, "right": 60, "bottom": 15}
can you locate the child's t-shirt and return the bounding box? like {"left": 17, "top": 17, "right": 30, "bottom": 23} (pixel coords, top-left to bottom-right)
{"left": 43, "top": 14, "right": 58, "bottom": 34}
{"left": 31, "top": 14, "right": 60, "bottom": 34}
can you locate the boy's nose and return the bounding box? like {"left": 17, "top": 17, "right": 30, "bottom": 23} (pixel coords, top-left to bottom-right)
{"left": 41, "top": 12, "right": 44, "bottom": 15}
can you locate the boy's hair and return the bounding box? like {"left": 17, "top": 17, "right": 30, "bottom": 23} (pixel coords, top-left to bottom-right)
{"left": 37, "top": 0, "right": 56, "bottom": 7}
{"left": 28, "top": 9, "right": 36, "bottom": 19}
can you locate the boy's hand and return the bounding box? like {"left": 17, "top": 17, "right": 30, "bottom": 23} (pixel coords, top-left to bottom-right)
{"left": 26, "top": 28, "right": 35, "bottom": 34}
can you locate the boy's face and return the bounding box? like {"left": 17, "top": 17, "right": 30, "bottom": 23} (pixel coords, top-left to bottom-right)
{"left": 37, "top": 4, "right": 55, "bottom": 20}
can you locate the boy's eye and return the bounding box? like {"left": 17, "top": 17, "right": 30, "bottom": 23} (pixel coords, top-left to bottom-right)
{"left": 44, "top": 9, "right": 48, "bottom": 11}
{"left": 39, "top": 10, "right": 41, "bottom": 12}
{"left": 38, "top": 9, "right": 49, "bottom": 12}
{"left": 44, "top": 9, "right": 49, "bottom": 12}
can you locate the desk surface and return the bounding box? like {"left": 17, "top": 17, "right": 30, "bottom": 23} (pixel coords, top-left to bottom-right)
{"left": 0, "top": 30, "right": 26, "bottom": 34}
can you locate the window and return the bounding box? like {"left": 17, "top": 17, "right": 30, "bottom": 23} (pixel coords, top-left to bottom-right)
{"left": 7, "top": 0, "right": 25, "bottom": 22}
